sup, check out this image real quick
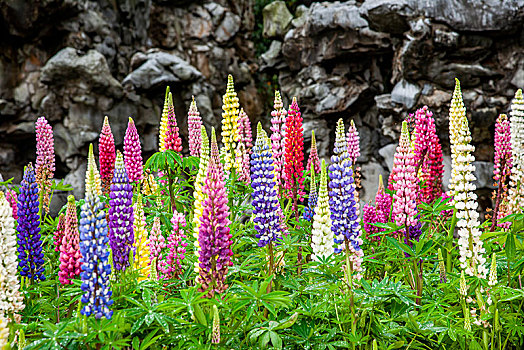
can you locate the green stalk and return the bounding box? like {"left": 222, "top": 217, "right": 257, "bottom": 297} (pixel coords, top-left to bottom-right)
{"left": 446, "top": 209, "right": 457, "bottom": 273}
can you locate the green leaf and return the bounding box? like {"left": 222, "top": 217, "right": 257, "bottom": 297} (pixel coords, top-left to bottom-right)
{"left": 131, "top": 316, "right": 146, "bottom": 334}
{"left": 269, "top": 331, "right": 282, "bottom": 350}
{"left": 506, "top": 232, "right": 516, "bottom": 260}
{"left": 193, "top": 303, "right": 207, "bottom": 326}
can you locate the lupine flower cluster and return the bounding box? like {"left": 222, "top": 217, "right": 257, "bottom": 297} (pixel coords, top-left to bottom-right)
{"left": 188, "top": 96, "right": 203, "bottom": 157}
{"left": 346, "top": 120, "right": 360, "bottom": 165}
{"left": 284, "top": 97, "right": 305, "bottom": 213}
{"left": 133, "top": 194, "right": 150, "bottom": 280}
{"left": 124, "top": 118, "right": 143, "bottom": 183}
{"left": 54, "top": 213, "right": 65, "bottom": 252}
{"left": 221, "top": 74, "right": 241, "bottom": 174}
{"left": 239, "top": 108, "right": 253, "bottom": 153}
{"left": 17, "top": 163, "right": 45, "bottom": 282}
{"left": 58, "top": 195, "right": 82, "bottom": 285}
{"left": 270, "top": 91, "right": 287, "bottom": 193}
{"left": 448, "top": 79, "right": 487, "bottom": 278}
{"left": 303, "top": 166, "right": 318, "bottom": 222}
{"left": 162, "top": 91, "right": 183, "bottom": 153}
{"left": 362, "top": 176, "right": 392, "bottom": 242}
{"left": 159, "top": 211, "right": 187, "bottom": 279}
{"left": 508, "top": 89, "right": 524, "bottom": 214}
{"left": 306, "top": 130, "right": 320, "bottom": 174}
{"left": 35, "top": 116, "right": 55, "bottom": 213}
{"left": 99, "top": 116, "right": 116, "bottom": 193}
{"left": 108, "top": 153, "right": 134, "bottom": 271}
{"left": 311, "top": 160, "right": 334, "bottom": 261}
{"left": 79, "top": 145, "right": 113, "bottom": 319}
{"left": 250, "top": 123, "right": 284, "bottom": 247}
{"left": 5, "top": 189, "right": 17, "bottom": 221}
{"left": 492, "top": 113, "right": 512, "bottom": 228}
{"left": 148, "top": 217, "right": 165, "bottom": 275}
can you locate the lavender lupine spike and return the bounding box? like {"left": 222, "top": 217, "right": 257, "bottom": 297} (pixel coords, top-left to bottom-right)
{"left": 303, "top": 165, "right": 317, "bottom": 222}
{"left": 124, "top": 117, "right": 143, "bottom": 183}
{"left": 250, "top": 123, "right": 284, "bottom": 247}
{"left": 197, "top": 157, "right": 233, "bottom": 298}
{"left": 188, "top": 96, "right": 203, "bottom": 157}
{"left": 58, "top": 195, "right": 82, "bottom": 285}
{"left": 329, "top": 119, "right": 363, "bottom": 275}
{"left": 306, "top": 130, "right": 321, "bottom": 175}
{"left": 108, "top": 152, "right": 134, "bottom": 271}
{"left": 347, "top": 120, "right": 360, "bottom": 165}
{"left": 79, "top": 144, "right": 113, "bottom": 319}
{"left": 17, "top": 163, "right": 45, "bottom": 282}
{"left": 0, "top": 192, "right": 24, "bottom": 317}
{"left": 35, "top": 116, "right": 55, "bottom": 213}
{"left": 270, "top": 91, "right": 287, "bottom": 193}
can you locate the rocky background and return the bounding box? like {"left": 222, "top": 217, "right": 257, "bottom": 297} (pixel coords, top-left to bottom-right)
{"left": 0, "top": 0, "right": 523, "bottom": 212}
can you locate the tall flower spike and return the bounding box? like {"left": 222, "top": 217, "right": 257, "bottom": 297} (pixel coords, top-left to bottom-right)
{"left": 375, "top": 175, "right": 392, "bottom": 226}
{"left": 108, "top": 152, "right": 134, "bottom": 271}
{"left": 362, "top": 203, "right": 379, "bottom": 241}
{"left": 412, "top": 106, "right": 444, "bottom": 203}
{"left": 99, "top": 116, "right": 116, "bottom": 193}
{"left": 239, "top": 108, "right": 253, "bottom": 152}
{"left": 346, "top": 120, "right": 360, "bottom": 165}
{"left": 54, "top": 213, "right": 65, "bottom": 252}
{"left": 508, "top": 89, "right": 524, "bottom": 214}
{"left": 283, "top": 97, "right": 305, "bottom": 213}
{"left": 311, "top": 160, "right": 334, "bottom": 260}
{"left": 124, "top": 117, "right": 143, "bottom": 183}
{"left": 58, "top": 195, "right": 82, "bottom": 285}
{"left": 221, "top": 74, "right": 241, "bottom": 174}
{"left": 5, "top": 189, "right": 17, "bottom": 220}
{"left": 303, "top": 165, "right": 317, "bottom": 222}
{"left": 87, "top": 144, "right": 101, "bottom": 196}
{"left": 210, "top": 127, "right": 223, "bottom": 174}
{"left": 159, "top": 86, "right": 171, "bottom": 152}
{"left": 270, "top": 91, "right": 287, "bottom": 194}
{"left": 197, "top": 157, "right": 233, "bottom": 298}
{"left": 235, "top": 142, "right": 251, "bottom": 183}
{"left": 192, "top": 127, "right": 210, "bottom": 273}
{"left": 79, "top": 146, "right": 113, "bottom": 319}
{"left": 329, "top": 119, "right": 363, "bottom": 275}
{"left": 492, "top": 114, "right": 512, "bottom": 229}
{"left": 164, "top": 92, "right": 183, "bottom": 153}
{"left": 306, "top": 130, "right": 321, "bottom": 175}
{"left": 0, "top": 192, "right": 24, "bottom": 317}
{"left": 488, "top": 253, "right": 497, "bottom": 286}
{"left": 148, "top": 216, "right": 165, "bottom": 276}
{"left": 159, "top": 211, "right": 187, "bottom": 279}
{"left": 35, "top": 116, "right": 55, "bottom": 214}
{"left": 250, "top": 123, "right": 284, "bottom": 247}
{"left": 133, "top": 194, "right": 150, "bottom": 280}
{"left": 17, "top": 163, "right": 45, "bottom": 282}
{"left": 188, "top": 96, "right": 203, "bottom": 157}
{"left": 448, "top": 79, "right": 487, "bottom": 278}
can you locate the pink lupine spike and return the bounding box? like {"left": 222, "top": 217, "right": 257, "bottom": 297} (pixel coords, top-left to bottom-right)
{"left": 54, "top": 213, "right": 65, "bottom": 252}
{"left": 58, "top": 195, "right": 82, "bottom": 285}
{"left": 164, "top": 92, "right": 183, "bottom": 153}
{"left": 238, "top": 108, "right": 253, "bottom": 154}
{"left": 270, "top": 91, "right": 287, "bottom": 193}
{"left": 375, "top": 175, "right": 392, "bottom": 225}
{"left": 35, "top": 116, "right": 55, "bottom": 213}
{"left": 347, "top": 120, "right": 360, "bottom": 165}
{"left": 99, "top": 116, "right": 116, "bottom": 193}
{"left": 188, "top": 96, "right": 203, "bottom": 157}
{"left": 5, "top": 189, "right": 18, "bottom": 220}
{"left": 284, "top": 97, "right": 305, "bottom": 214}
{"left": 306, "top": 130, "right": 321, "bottom": 174}
{"left": 124, "top": 117, "right": 144, "bottom": 183}
{"left": 492, "top": 113, "right": 512, "bottom": 229}
{"left": 159, "top": 211, "right": 188, "bottom": 279}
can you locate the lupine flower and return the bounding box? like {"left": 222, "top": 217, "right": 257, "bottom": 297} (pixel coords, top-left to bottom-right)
{"left": 492, "top": 114, "right": 512, "bottom": 228}
{"left": 412, "top": 106, "right": 444, "bottom": 203}
{"left": 35, "top": 116, "right": 55, "bottom": 214}
{"left": 87, "top": 144, "right": 102, "bottom": 196}
{"left": 197, "top": 157, "right": 233, "bottom": 298}
{"left": 508, "top": 89, "right": 524, "bottom": 214}
{"left": 133, "top": 194, "right": 150, "bottom": 280}
{"left": 210, "top": 127, "right": 223, "bottom": 174}
{"left": 149, "top": 257, "right": 158, "bottom": 281}
{"left": 163, "top": 92, "right": 183, "bottom": 153}
{"left": 270, "top": 91, "right": 287, "bottom": 193}
{"left": 329, "top": 119, "right": 363, "bottom": 275}
{"left": 148, "top": 217, "right": 165, "bottom": 273}
{"left": 221, "top": 74, "right": 241, "bottom": 174}
{"left": 0, "top": 192, "right": 24, "bottom": 317}
{"left": 192, "top": 127, "right": 210, "bottom": 273}
{"left": 212, "top": 305, "right": 220, "bottom": 344}
{"left": 5, "top": 189, "right": 17, "bottom": 221}
{"left": 58, "top": 195, "right": 82, "bottom": 285}
{"left": 108, "top": 152, "right": 134, "bottom": 271}
{"left": 53, "top": 213, "right": 65, "bottom": 252}
{"left": 375, "top": 175, "right": 392, "bottom": 226}
{"left": 159, "top": 86, "right": 171, "bottom": 152}
{"left": 448, "top": 79, "right": 487, "bottom": 278}
{"left": 235, "top": 141, "right": 251, "bottom": 183}
{"left": 284, "top": 97, "right": 305, "bottom": 213}
{"left": 306, "top": 130, "right": 321, "bottom": 175}
{"left": 188, "top": 96, "right": 203, "bottom": 157}
{"left": 311, "top": 160, "right": 334, "bottom": 260}
{"left": 238, "top": 108, "right": 253, "bottom": 153}
{"left": 303, "top": 165, "right": 317, "bottom": 222}
{"left": 250, "top": 123, "right": 284, "bottom": 247}
{"left": 142, "top": 171, "right": 159, "bottom": 199}
{"left": 99, "top": 116, "right": 116, "bottom": 193}
{"left": 391, "top": 121, "right": 418, "bottom": 232}
{"left": 159, "top": 211, "right": 187, "bottom": 279}
{"left": 79, "top": 144, "right": 113, "bottom": 319}
{"left": 488, "top": 253, "right": 497, "bottom": 287}
{"left": 363, "top": 203, "right": 379, "bottom": 241}
{"left": 124, "top": 117, "right": 143, "bottom": 183}
{"left": 346, "top": 120, "right": 360, "bottom": 165}
{"left": 17, "top": 163, "right": 45, "bottom": 282}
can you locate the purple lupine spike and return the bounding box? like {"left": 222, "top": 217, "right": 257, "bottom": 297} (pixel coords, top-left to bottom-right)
{"left": 17, "top": 163, "right": 45, "bottom": 282}
{"left": 159, "top": 211, "right": 187, "bottom": 279}
{"left": 108, "top": 152, "right": 134, "bottom": 271}
{"left": 188, "top": 96, "right": 203, "bottom": 157}
{"left": 123, "top": 117, "right": 143, "bottom": 183}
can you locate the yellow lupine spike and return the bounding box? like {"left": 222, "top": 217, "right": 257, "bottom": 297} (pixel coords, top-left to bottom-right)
{"left": 133, "top": 194, "right": 150, "bottom": 280}
{"left": 159, "top": 86, "right": 171, "bottom": 152}
{"left": 221, "top": 75, "right": 241, "bottom": 173}
{"left": 86, "top": 144, "right": 102, "bottom": 196}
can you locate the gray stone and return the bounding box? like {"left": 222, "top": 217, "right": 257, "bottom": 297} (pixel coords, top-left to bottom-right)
{"left": 511, "top": 58, "right": 524, "bottom": 88}
{"left": 303, "top": 118, "right": 329, "bottom": 158}
{"left": 360, "top": 0, "right": 412, "bottom": 34}
{"left": 64, "top": 161, "right": 87, "bottom": 200}
{"left": 308, "top": 1, "right": 368, "bottom": 32}
{"left": 473, "top": 161, "right": 495, "bottom": 190}
{"left": 391, "top": 79, "right": 421, "bottom": 109}
{"left": 261, "top": 41, "right": 283, "bottom": 68}
{"left": 214, "top": 11, "right": 240, "bottom": 42}
{"left": 291, "top": 5, "right": 308, "bottom": 28}
{"left": 263, "top": 1, "right": 293, "bottom": 38}
{"left": 359, "top": 160, "right": 387, "bottom": 203}
{"left": 378, "top": 143, "right": 397, "bottom": 172}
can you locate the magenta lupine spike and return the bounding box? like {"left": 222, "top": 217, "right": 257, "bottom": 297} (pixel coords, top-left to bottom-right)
{"left": 347, "top": 120, "right": 360, "bottom": 165}
{"left": 58, "top": 195, "right": 82, "bottom": 285}
{"left": 147, "top": 216, "right": 165, "bottom": 275}
{"left": 412, "top": 106, "right": 444, "bottom": 203}
{"left": 238, "top": 108, "right": 253, "bottom": 154}
{"left": 306, "top": 130, "right": 321, "bottom": 175}
{"left": 99, "top": 116, "right": 116, "bottom": 193}
{"left": 375, "top": 175, "right": 392, "bottom": 225}
{"left": 188, "top": 96, "right": 203, "bottom": 157}
{"left": 54, "top": 213, "right": 65, "bottom": 252}
{"left": 270, "top": 91, "right": 287, "bottom": 193}
{"left": 493, "top": 113, "right": 512, "bottom": 229}
{"left": 123, "top": 117, "right": 143, "bottom": 183}
{"left": 363, "top": 203, "right": 380, "bottom": 241}
{"left": 5, "top": 189, "right": 18, "bottom": 220}
{"left": 35, "top": 116, "right": 55, "bottom": 213}
{"left": 159, "top": 211, "right": 187, "bottom": 279}
{"left": 284, "top": 97, "right": 305, "bottom": 214}
{"left": 197, "top": 157, "right": 233, "bottom": 298}
{"left": 164, "top": 93, "right": 183, "bottom": 153}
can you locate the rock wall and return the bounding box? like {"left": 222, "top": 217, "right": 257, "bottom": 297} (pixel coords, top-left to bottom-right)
{"left": 0, "top": 0, "right": 523, "bottom": 210}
